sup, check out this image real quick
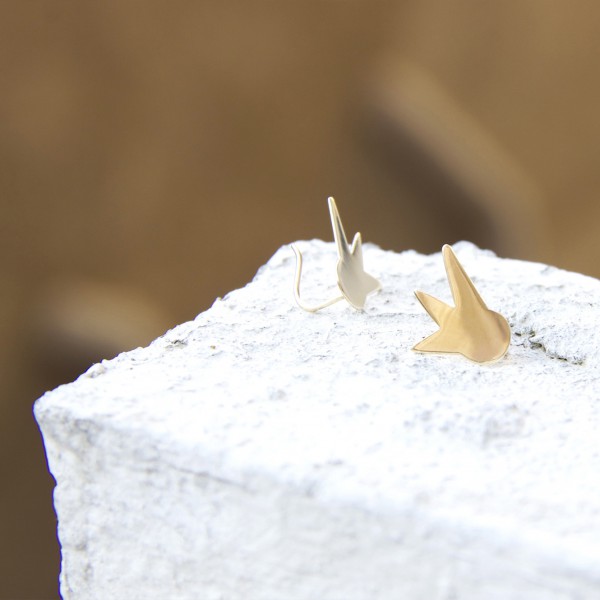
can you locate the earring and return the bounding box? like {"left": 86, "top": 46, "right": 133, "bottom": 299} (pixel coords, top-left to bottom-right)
{"left": 292, "top": 197, "right": 381, "bottom": 312}
{"left": 413, "top": 244, "right": 510, "bottom": 363}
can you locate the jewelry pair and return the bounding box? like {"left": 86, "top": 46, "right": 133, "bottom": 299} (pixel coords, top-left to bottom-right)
{"left": 291, "top": 198, "right": 511, "bottom": 364}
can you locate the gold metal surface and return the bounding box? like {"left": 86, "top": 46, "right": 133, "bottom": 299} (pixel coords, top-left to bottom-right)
{"left": 293, "top": 197, "right": 381, "bottom": 312}
{"left": 413, "top": 244, "right": 510, "bottom": 363}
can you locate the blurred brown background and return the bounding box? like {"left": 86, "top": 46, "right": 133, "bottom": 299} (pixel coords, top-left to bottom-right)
{"left": 2, "top": 2, "right": 600, "bottom": 598}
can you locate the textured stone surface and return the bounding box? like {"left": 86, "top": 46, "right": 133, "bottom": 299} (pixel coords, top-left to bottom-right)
{"left": 35, "top": 241, "right": 600, "bottom": 599}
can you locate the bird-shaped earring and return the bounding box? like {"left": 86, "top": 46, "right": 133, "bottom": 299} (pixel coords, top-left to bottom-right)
{"left": 413, "top": 244, "right": 510, "bottom": 363}
{"left": 292, "top": 197, "right": 381, "bottom": 312}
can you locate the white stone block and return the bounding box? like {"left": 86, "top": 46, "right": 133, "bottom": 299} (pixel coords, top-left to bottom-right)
{"left": 35, "top": 241, "right": 600, "bottom": 599}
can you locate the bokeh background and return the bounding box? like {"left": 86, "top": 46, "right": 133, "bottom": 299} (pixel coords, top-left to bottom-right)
{"left": 2, "top": 2, "right": 600, "bottom": 598}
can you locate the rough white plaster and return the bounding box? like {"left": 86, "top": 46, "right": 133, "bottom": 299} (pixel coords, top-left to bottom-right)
{"left": 35, "top": 241, "right": 600, "bottom": 600}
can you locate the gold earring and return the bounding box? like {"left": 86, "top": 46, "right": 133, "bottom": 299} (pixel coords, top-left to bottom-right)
{"left": 292, "top": 197, "right": 381, "bottom": 312}
{"left": 413, "top": 244, "right": 510, "bottom": 363}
